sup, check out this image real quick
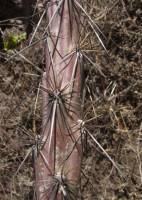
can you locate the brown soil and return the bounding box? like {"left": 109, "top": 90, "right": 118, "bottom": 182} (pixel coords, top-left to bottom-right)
{"left": 0, "top": 0, "right": 142, "bottom": 200}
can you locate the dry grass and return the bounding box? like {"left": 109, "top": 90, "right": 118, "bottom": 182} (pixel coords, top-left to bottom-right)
{"left": 0, "top": 0, "right": 142, "bottom": 199}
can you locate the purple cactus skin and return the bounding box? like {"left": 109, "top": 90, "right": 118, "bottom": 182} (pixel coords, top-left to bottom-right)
{"left": 35, "top": 0, "right": 82, "bottom": 199}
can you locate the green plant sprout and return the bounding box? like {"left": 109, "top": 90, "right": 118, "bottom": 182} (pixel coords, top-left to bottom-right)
{"left": 3, "top": 32, "right": 27, "bottom": 52}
